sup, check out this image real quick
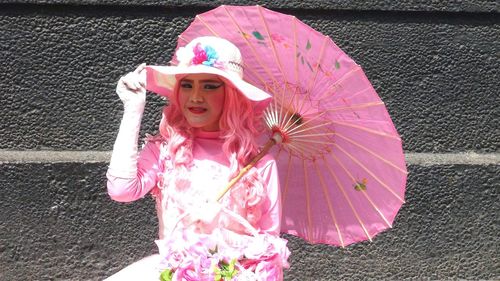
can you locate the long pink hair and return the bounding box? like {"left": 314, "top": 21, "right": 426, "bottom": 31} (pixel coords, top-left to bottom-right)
{"left": 156, "top": 75, "right": 267, "bottom": 230}
{"left": 159, "top": 76, "right": 263, "bottom": 176}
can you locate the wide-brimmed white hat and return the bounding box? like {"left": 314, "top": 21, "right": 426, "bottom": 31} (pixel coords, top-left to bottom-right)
{"left": 145, "top": 36, "right": 272, "bottom": 113}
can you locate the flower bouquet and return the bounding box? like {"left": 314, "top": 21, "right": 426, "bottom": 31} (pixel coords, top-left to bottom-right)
{"left": 156, "top": 228, "right": 290, "bottom": 281}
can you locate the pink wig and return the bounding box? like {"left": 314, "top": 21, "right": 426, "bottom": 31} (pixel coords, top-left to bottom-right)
{"left": 156, "top": 76, "right": 267, "bottom": 230}
{"left": 158, "top": 76, "right": 263, "bottom": 175}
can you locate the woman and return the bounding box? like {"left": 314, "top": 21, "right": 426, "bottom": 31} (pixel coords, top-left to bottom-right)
{"left": 106, "top": 36, "right": 289, "bottom": 280}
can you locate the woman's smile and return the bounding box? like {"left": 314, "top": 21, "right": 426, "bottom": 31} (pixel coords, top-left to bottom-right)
{"left": 188, "top": 106, "right": 208, "bottom": 114}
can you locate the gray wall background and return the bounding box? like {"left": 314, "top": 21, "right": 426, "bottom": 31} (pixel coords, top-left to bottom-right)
{"left": 0, "top": 1, "right": 498, "bottom": 280}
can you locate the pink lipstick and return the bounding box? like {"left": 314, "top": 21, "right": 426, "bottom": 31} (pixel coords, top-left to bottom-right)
{"left": 188, "top": 107, "right": 207, "bottom": 114}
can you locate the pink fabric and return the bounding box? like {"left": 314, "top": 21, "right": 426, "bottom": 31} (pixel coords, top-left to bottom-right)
{"left": 173, "top": 5, "right": 408, "bottom": 246}
{"left": 106, "top": 130, "right": 282, "bottom": 279}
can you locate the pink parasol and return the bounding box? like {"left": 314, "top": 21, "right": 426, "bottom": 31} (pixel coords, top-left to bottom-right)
{"left": 151, "top": 5, "right": 408, "bottom": 247}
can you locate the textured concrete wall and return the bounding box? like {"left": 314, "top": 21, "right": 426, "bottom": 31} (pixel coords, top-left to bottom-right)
{"left": 1, "top": 163, "right": 498, "bottom": 280}
{"left": 1, "top": 1, "right": 499, "bottom": 280}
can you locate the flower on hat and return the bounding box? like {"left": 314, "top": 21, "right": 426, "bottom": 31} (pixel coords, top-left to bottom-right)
{"left": 192, "top": 43, "right": 209, "bottom": 65}
{"left": 175, "top": 46, "right": 193, "bottom": 66}
{"left": 192, "top": 43, "right": 224, "bottom": 68}
{"left": 176, "top": 42, "right": 224, "bottom": 69}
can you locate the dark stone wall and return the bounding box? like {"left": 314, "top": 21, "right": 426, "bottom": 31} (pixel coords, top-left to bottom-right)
{"left": 1, "top": 4, "right": 499, "bottom": 152}
{"left": 1, "top": 1, "right": 498, "bottom": 280}
{"left": 1, "top": 164, "right": 498, "bottom": 280}
{"left": 1, "top": 1, "right": 499, "bottom": 12}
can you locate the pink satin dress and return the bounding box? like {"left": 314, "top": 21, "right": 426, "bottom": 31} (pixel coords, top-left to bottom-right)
{"left": 105, "top": 130, "right": 282, "bottom": 280}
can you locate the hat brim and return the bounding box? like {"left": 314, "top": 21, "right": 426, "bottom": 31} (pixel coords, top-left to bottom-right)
{"left": 145, "top": 65, "right": 272, "bottom": 113}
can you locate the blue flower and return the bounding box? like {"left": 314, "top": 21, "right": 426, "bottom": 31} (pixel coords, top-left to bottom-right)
{"left": 202, "top": 45, "right": 219, "bottom": 67}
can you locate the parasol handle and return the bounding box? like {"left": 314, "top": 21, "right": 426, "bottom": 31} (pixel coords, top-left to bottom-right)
{"left": 216, "top": 133, "right": 283, "bottom": 202}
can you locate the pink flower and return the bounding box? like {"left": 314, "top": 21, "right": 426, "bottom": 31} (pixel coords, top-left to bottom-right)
{"left": 177, "top": 42, "right": 223, "bottom": 69}
{"left": 156, "top": 229, "right": 290, "bottom": 281}
{"left": 235, "top": 268, "right": 258, "bottom": 281}
{"left": 267, "top": 236, "right": 290, "bottom": 267}
{"left": 174, "top": 260, "right": 214, "bottom": 281}
{"left": 156, "top": 237, "right": 189, "bottom": 270}
{"left": 177, "top": 250, "right": 217, "bottom": 281}
{"left": 254, "top": 258, "right": 283, "bottom": 281}
{"left": 191, "top": 43, "right": 208, "bottom": 65}
{"left": 157, "top": 232, "right": 219, "bottom": 280}
{"left": 243, "top": 234, "right": 290, "bottom": 268}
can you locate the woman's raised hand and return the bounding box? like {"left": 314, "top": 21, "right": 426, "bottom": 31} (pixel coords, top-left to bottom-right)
{"left": 116, "top": 63, "right": 147, "bottom": 107}
{"left": 108, "top": 63, "right": 147, "bottom": 179}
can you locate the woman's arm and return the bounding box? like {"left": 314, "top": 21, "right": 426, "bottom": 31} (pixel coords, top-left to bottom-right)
{"left": 256, "top": 154, "right": 282, "bottom": 235}
{"left": 107, "top": 140, "right": 161, "bottom": 202}
{"left": 106, "top": 63, "right": 159, "bottom": 202}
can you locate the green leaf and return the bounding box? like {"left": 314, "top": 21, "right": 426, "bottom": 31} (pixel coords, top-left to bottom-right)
{"left": 306, "top": 40, "right": 312, "bottom": 50}
{"left": 335, "top": 60, "right": 341, "bottom": 69}
{"left": 217, "top": 259, "right": 238, "bottom": 280}
{"left": 160, "top": 269, "right": 173, "bottom": 281}
{"left": 228, "top": 259, "right": 236, "bottom": 272}
{"left": 219, "top": 261, "right": 229, "bottom": 271}
{"left": 252, "top": 31, "right": 265, "bottom": 40}
{"left": 354, "top": 179, "right": 367, "bottom": 191}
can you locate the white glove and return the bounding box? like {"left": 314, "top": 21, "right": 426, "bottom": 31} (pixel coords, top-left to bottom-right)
{"left": 108, "top": 63, "right": 147, "bottom": 178}
{"left": 115, "top": 63, "right": 147, "bottom": 107}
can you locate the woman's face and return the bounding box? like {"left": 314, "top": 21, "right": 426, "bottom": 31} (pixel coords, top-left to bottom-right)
{"left": 178, "top": 73, "right": 226, "bottom": 132}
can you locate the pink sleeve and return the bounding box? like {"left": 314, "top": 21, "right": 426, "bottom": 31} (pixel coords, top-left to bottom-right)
{"left": 257, "top": 155, "right": 282, "bottom": 235}
{"left": 106, "top": 140, "right": 162, "bottom": 202}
